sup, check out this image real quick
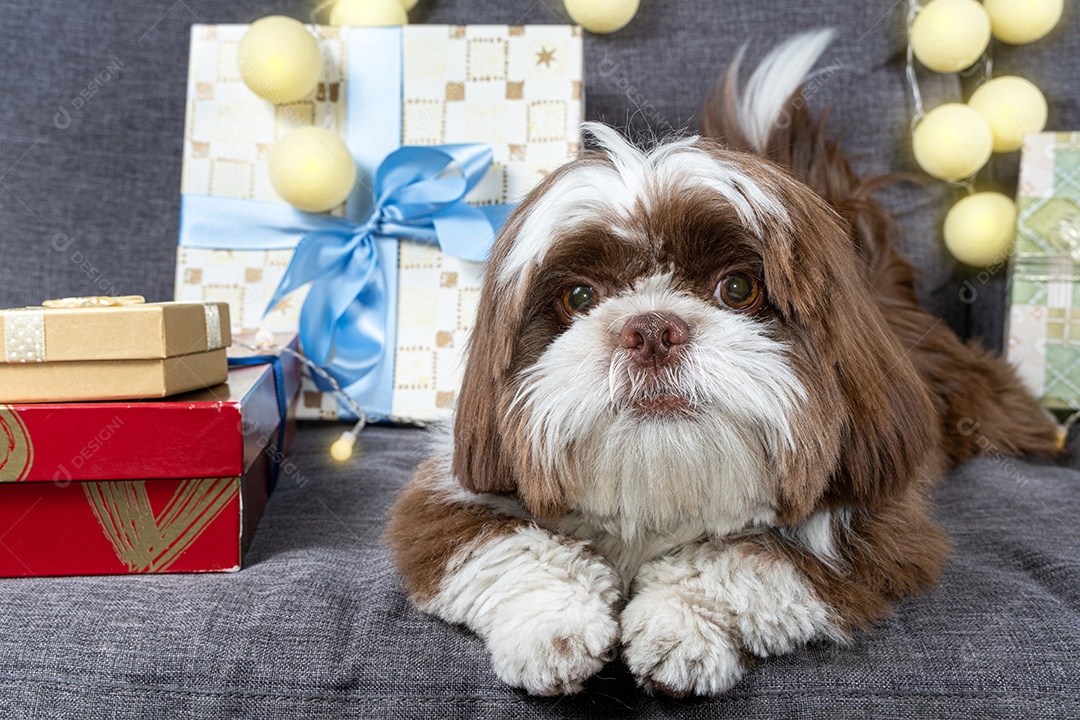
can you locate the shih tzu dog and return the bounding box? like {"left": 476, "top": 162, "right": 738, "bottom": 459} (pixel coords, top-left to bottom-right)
{"left": 386, "top": 30, "right": 1060, "bottom": 697}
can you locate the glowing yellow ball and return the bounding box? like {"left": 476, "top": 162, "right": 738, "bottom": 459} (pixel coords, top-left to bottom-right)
{"left": 984, "top": 0, "right": 1063, "bottom": 44}
{"left": 330, "top": 432, "right": 357, "bottom": 462}
{"left": 911, "top": 0, "right": 991, "bottom": 73}
{"left": 913, "top": 104, "right": 994, "bottom": 180}
{"left": 329, "top": 0, "right": 408, "bottom": 26}
{"left": 269, "top": 127, "right": 357, "bottom": 213}
{"left": 968, "top": 76, "right": 1048, "bottom": 153}
{"left": 944, "top": 192, "right": 1017, "bottom": 266}
{"left": 564, "top": 0, "right": 639, "bottom": 34}
{"left": 237, "top": 16, "right": 322, "bottom": 104}
{"left": 399, "top": 0, "right": 419, "bottom": 10}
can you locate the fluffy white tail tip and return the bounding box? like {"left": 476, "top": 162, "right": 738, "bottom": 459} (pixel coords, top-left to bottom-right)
{"left": 733, "top": 29, "right": 837, "bottom": 153}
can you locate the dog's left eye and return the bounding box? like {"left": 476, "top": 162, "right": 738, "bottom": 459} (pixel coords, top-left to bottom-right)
{"left": 561, "top": 285, "right": 598, "bottom": 317}
{"left": 716, "top": 273, "right": 762, "bottom": 311}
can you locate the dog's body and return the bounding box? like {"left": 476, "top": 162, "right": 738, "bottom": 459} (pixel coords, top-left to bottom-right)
{"left": 386, "top": 31, "right": 1060, "bottom": 697}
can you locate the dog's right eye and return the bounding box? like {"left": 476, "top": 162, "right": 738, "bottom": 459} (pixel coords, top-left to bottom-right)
{"left": 561, "top": 285, "right": 598, "bottom": 318}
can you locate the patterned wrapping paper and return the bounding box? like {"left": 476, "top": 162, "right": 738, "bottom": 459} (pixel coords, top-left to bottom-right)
{"left": 174, "top": 24, "right": 584, "bottom": 422}
{"left": 1006, "top": 132, "right": 1080, "bottom": 413}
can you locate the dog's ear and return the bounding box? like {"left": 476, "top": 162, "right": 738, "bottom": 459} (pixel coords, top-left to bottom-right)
{"left": 451, "top": 210, "right": 530, "bottom": 497}
{"left": 451, "top": 164, "right": 602, "bottom": 516}
{"left": 765, "top": 190, "right": 938, "bottom": 511}
{"left": 824, "top": 289, "right": 938, "bottom": 506}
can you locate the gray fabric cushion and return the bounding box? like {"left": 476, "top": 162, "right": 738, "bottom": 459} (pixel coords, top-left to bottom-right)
{"left": 1, "top": 424, "right": 1078, "bottom": 718}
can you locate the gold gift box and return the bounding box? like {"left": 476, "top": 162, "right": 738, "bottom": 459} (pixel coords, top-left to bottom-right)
{"left": 0, "top": 298, "right": 231, "bottom": 402}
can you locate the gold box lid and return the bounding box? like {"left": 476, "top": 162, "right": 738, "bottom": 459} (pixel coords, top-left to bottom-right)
{"left": 0, "top": 297, "right": 232, "bottom": 364}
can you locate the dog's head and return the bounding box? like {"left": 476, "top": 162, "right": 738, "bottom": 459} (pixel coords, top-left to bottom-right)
{"left": 453, "top": 125, "right": 937, "bottom": 536}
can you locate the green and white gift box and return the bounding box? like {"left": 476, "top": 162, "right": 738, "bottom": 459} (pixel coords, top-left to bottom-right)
{"left": 1006, "top": 132, "right": 1080, "bottom": 413}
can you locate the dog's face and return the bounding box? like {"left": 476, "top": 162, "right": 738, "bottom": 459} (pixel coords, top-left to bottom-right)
{"left": 454, "top": 125, "right": 938, "bottom": 537}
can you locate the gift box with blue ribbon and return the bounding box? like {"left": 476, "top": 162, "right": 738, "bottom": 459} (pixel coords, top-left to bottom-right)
{"left": 174, "top": 23, "right": 584, "bottom": 422}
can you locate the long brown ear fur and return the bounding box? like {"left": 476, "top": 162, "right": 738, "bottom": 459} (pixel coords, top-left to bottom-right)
{"left": 450, "top": 210, "right": 528, "bottom": 496}
{"left": 762, "top": 183, "right": 940, "bottom": 512}
{"left": 451, "top": 164, "right": 609, "bottom": 517}
{"left": 701, "top": 46, "right": 1061, "bottom": 474}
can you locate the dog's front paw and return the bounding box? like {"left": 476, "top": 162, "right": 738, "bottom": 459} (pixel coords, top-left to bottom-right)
{"left": 420, "top": 523, "right": 624, "bottom": 696}
{"left": 620, "top": 584, "right": 744, "bottom": 697}
{"left": 485, "top": 574, "right": 620, "bottom": 695}
{"left": 487, "top": 602, "right": 618, "bottom": 696}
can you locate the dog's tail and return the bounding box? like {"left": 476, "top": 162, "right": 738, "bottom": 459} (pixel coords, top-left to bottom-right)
{"left": 700, "top": 31, "right": 1064, "bottom": 464}
{"left": 700, "top": 29, "right": 901, "bottom": 284}
{"left": 702, "top": 29, "right": 836, "bottom": 157}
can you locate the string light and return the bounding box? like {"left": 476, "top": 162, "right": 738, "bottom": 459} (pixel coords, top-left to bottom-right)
{"left": 236, "top": 16, "right": 323, "bottom": 103}
{"left": 905, "top": 0, "right": 1055, "bottom": 267}
{"left": 906, "top": 1, "right": 1068, "bottom": 442}
{"left": 238, "top": 336, "right": 369, "bottom": 463}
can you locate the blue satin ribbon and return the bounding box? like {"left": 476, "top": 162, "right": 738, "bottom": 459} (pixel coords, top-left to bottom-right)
{"left": 227, "top": 354, "right": 287, "bottom": 492}
{"left": 181, "top": 144, "right": 509, "bottom": 418}
{"left": 264, "top": 143, "right": 506, "bottom": 416}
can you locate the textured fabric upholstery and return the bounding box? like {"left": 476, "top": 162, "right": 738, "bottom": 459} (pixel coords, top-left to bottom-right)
{"left": 1, "top": 425, "right": 1078, "bottom": 718}
{"left": 1, "top": 1, "right": 1079, "bottom": 717}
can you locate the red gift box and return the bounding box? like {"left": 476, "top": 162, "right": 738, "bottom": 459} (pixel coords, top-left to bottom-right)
{"left": 0, "top": 343, "right": 300, "bottom": 577}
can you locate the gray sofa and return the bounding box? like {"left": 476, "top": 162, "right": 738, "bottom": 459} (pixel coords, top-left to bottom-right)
{"left": 1, "top": 1, "right": 1079, "bottom": 717}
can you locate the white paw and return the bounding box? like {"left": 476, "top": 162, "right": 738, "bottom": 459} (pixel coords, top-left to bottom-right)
{"left": 621, "top": 584, "right": 745, "bottom": 697}
{"left": 427, "top": 526, "right": 624, "bottom": 696}
{"left": 485, "top": 575, "right": 620, "bottom": 695}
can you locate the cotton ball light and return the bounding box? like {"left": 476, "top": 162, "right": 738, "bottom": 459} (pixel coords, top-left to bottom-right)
{"left": 911, "top": 0, "right": 991, "bottom": 73}
{"left": 254, "top": 328, "right": 276, "bottom": 348}
{"left": 399, "top": 0, "right": 419, "bottom": 10}
{"left": 269, "top": 127, "right": 357, "bottom": 213}
{"left": 563, "top": 0, "right": 639, "bottom": 34}
{"left": 944, "top": 192, "right": 1017, "bottom": 266}
{"left": 968, "top": 76, "right": 1048, "bottom": 153}
{"left": 329, "top": 0, "right": 408, "bottom": 26}
{"left": 330, "top": 431, "right": 358, "bottom": 463}
{"left": 237, "top": 16, "right": 322, "bottom": 104}
{"left": 913, "top": 104, "right": 994, "bottom": 181}
{"left": 984, "top": 0, "right": 1063, "bottom": 44}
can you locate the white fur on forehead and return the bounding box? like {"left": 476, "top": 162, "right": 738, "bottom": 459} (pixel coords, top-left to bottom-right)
{"left": 497, "top": 159, "right": 627, "bottom": 290}
{"left": 589, "top": 123, "right": 790, "bottom": 228}
{"left": 495, "top": 123, "right": 790, "bottom": 290}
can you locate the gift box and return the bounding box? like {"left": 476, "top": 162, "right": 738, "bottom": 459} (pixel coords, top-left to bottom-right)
{"left": 174, "top": 23, "right": 584, "bottom": 422}
{"left": 0, "top": 341, "right": 300, "bottom": 577}
{"left": 1006, "top": 132, "right": 1080, "bottom": 413}
{"left": 0, "top": 298, "right": 231, "bottom": 403}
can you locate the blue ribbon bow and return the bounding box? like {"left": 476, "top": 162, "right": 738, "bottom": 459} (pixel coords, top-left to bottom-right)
{"left": 180, "top": 143, "right": 509, "bottom": 416}
{"left": 264, "top": 143, "right": 507, "bottom": 408}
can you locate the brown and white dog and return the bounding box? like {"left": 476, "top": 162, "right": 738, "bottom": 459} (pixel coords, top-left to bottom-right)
{"left": 386, "top": 31, "right": 1060, "bottom": 697}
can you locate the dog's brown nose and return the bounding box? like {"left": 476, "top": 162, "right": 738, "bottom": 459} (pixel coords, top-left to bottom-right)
{"left": 619, "top": 313, "right": 690, "bottom": 364}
